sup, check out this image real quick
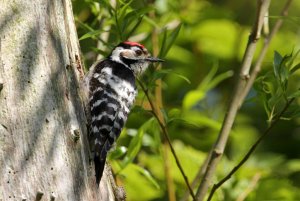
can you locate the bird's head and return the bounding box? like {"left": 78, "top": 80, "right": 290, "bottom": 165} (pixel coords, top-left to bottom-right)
{"left": 109, "top": 41, "right": 164, "bottom": 76}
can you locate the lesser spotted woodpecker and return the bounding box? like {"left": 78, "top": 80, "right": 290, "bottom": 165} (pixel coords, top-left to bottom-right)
{"left": 84, "top": 41, "right": 163, "bottom": 185}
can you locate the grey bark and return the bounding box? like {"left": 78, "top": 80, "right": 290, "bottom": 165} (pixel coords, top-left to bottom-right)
{"left": 0, "top": 0, "right": 116, "bottom": 200}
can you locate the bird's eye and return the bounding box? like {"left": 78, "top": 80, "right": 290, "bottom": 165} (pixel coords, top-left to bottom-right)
{"left": 135, "top": 50, "right": 142, "bottom": 56}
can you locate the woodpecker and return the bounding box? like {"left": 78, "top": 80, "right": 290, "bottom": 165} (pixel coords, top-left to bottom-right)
{"left": 84, "top": 41, "right": 163, "bottom": 185}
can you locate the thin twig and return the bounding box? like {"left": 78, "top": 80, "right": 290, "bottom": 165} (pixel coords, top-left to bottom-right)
{"left": 207, "top": 98, "right": 295, "bottom": 201}
{"left": 195, "top": 1, "right": 271, "bottom": 200}
{"left": 137, "top": 79, "right": 196, "bottom": 201}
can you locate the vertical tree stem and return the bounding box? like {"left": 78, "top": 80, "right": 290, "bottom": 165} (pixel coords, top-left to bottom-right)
{"left": 195, "top": 1, "right": 271, "bottom": 200}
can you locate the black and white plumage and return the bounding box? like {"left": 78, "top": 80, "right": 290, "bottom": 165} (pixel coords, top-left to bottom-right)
{"left": 83, "top": 41, "right": 163, "bottom": 185}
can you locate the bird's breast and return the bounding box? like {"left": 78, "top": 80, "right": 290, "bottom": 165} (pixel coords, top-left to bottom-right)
{"left": 108, "top": 74, "right": 137, "bottom": 108}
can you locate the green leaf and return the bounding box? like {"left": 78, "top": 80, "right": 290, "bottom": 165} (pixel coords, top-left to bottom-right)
{"left": 151, "top": 69, "right": 172, "bottom": 81}
{"left": 131, "top": 105, "right": 147, "bottom": 113}
{"left": 288, "top": 90, "right": 300, "bottom": 99}
{"left": 125, "top": 6, "right": 154, "bottom": 20}
{"left": 125, "top": 15, "right": 143, "bottom": 39}
{"left": 279, "top": 55, "right": 290, "bottom": 91}
{"left": 143, "top": 15, "right": 160, "bottom": 28}
{"left": 286, "top": 159, "right": 300, "bottom": 173}
{"left": 197, "top": 62, "right": 218, "bottom": 91}
{"left": 121, "top": 127, "right": 144, "bottom": 167}
{"left": 183, "top": 90, "right": 205, "bottom": 110}
{"left": 170, "top": 73, "right": 191, "bottom": 84}
{"left": 121, "top": 118, "right": 154, "bottom": 168}
{"left": 131, "top": 164, "right": 160, "bottom": 189}
{"left": 109, "top": 146, "right": 127, "bottom": 160}
{"left": 273, "top": 51, "right": 282, "bottom": 78}
{"left": 181, "top": 113, "right": 222, "bottom": 130}
{"left": 117, "top": 163, "right": 162, "bottom": 200}
{"left": 159, "top": 28, "right": 168, "bottom": 58}
{"left": 79, "top": 29, "right": 102, "bottom": 40}
{"left": 206, "top": 70, "right": 234, "bottom": 90}
{"left": 284, "top": 104, "right": 300, "bottom": 118}
{"left": 182, "top": 64, "right": 232, "bottom": 110}
{"left": 287, "top": 49, "right": 300, "bottom": 69}
{"left": 159, "top": 24, "right": 182, "bottom": 58}
{"left": 290, "top": 63, "right": 300, "bottom": 74}
{"left": 117, "top": 0, "right": 132, "bottom": 23}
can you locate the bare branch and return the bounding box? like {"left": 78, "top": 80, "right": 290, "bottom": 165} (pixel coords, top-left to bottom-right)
{"left": 240, "top": 0, "right": 271, "bottom": 77}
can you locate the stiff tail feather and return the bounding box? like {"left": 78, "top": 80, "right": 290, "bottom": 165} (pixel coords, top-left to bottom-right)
{"left": 94, "top": 155, "right": 106, "bottom": 185}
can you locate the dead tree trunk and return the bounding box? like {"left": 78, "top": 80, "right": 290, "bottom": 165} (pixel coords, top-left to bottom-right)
{"left": 0, "top": 0, "right": 116, "bottom": 200}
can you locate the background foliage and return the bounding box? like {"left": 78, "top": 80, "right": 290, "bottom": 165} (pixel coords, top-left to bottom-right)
{"left": 72, "top": 0, "right": 300, "bottom": 200}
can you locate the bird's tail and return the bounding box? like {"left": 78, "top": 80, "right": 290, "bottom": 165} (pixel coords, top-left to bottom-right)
{"left": 94, "top": 155, "right": 106, "bottom": 186}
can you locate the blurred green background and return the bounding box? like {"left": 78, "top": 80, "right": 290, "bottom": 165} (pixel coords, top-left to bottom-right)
{"left": 72, "top": 0, "right": 300, "bottom": 200}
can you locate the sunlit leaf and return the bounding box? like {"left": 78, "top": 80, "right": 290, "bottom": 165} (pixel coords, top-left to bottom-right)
{"left": 143, "top": 15, "right": 160, "bottom": 27}
{"left": 286, "top": 159, "right": 300, "bottom": 173}
{"left": 131, "top": 164, "right": 160, "bottom": 189}
{"left": 121, "top": 129, "right": 144, "bottom": 168}
{"left": 121, "top": 118, "right": 154, "bottom": 168}
{"left": 118, "top": 163, "right": 163, "bottom": 200}
{"left": 170, "top": 73, "right": 191, "bottom": 84}
{"left": 206, "top": 70, "right": 234, "bottom": 90}
{"left": 198, "top": 62, "right": 218, "bottom": 91}
{"left": 109, "top": 146, "right": 127, "bottom": 160}
{"left": 182, "top": 90, "right": 205, "bottom": 110}
{"left": 182, "top": 64, "right": 232, "bottom": 110}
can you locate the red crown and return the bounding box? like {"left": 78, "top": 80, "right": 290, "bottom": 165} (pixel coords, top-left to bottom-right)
{"left": 123, "top": 41, "right": 145, "bottom": 49}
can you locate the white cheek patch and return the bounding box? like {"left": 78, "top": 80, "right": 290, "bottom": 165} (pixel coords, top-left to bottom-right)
{"left": 121, "top": 50, "right": 135, "bottom": 60}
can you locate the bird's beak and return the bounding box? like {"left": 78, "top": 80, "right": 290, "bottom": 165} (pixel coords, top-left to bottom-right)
{"left": 145, "top": 57, "right": 164, "bottom": 62}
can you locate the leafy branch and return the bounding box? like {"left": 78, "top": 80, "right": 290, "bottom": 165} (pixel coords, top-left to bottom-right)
{"left": 195, "top": 0, "right": 295, "bottom": 200}
{"left": 207, "top": 1, "right": 298, "bottom": 196}
{"left": 207, "top": 97, "right": 295, "bottom": 201}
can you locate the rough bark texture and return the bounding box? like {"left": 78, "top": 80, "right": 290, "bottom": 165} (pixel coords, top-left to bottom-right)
{"left": 0, "top": 0, "right": 115, "bottom": 200}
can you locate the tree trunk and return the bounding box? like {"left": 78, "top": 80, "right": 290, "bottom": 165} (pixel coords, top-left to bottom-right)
{"left": 0, "top": 0, "right": 116, "bottom": 200}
